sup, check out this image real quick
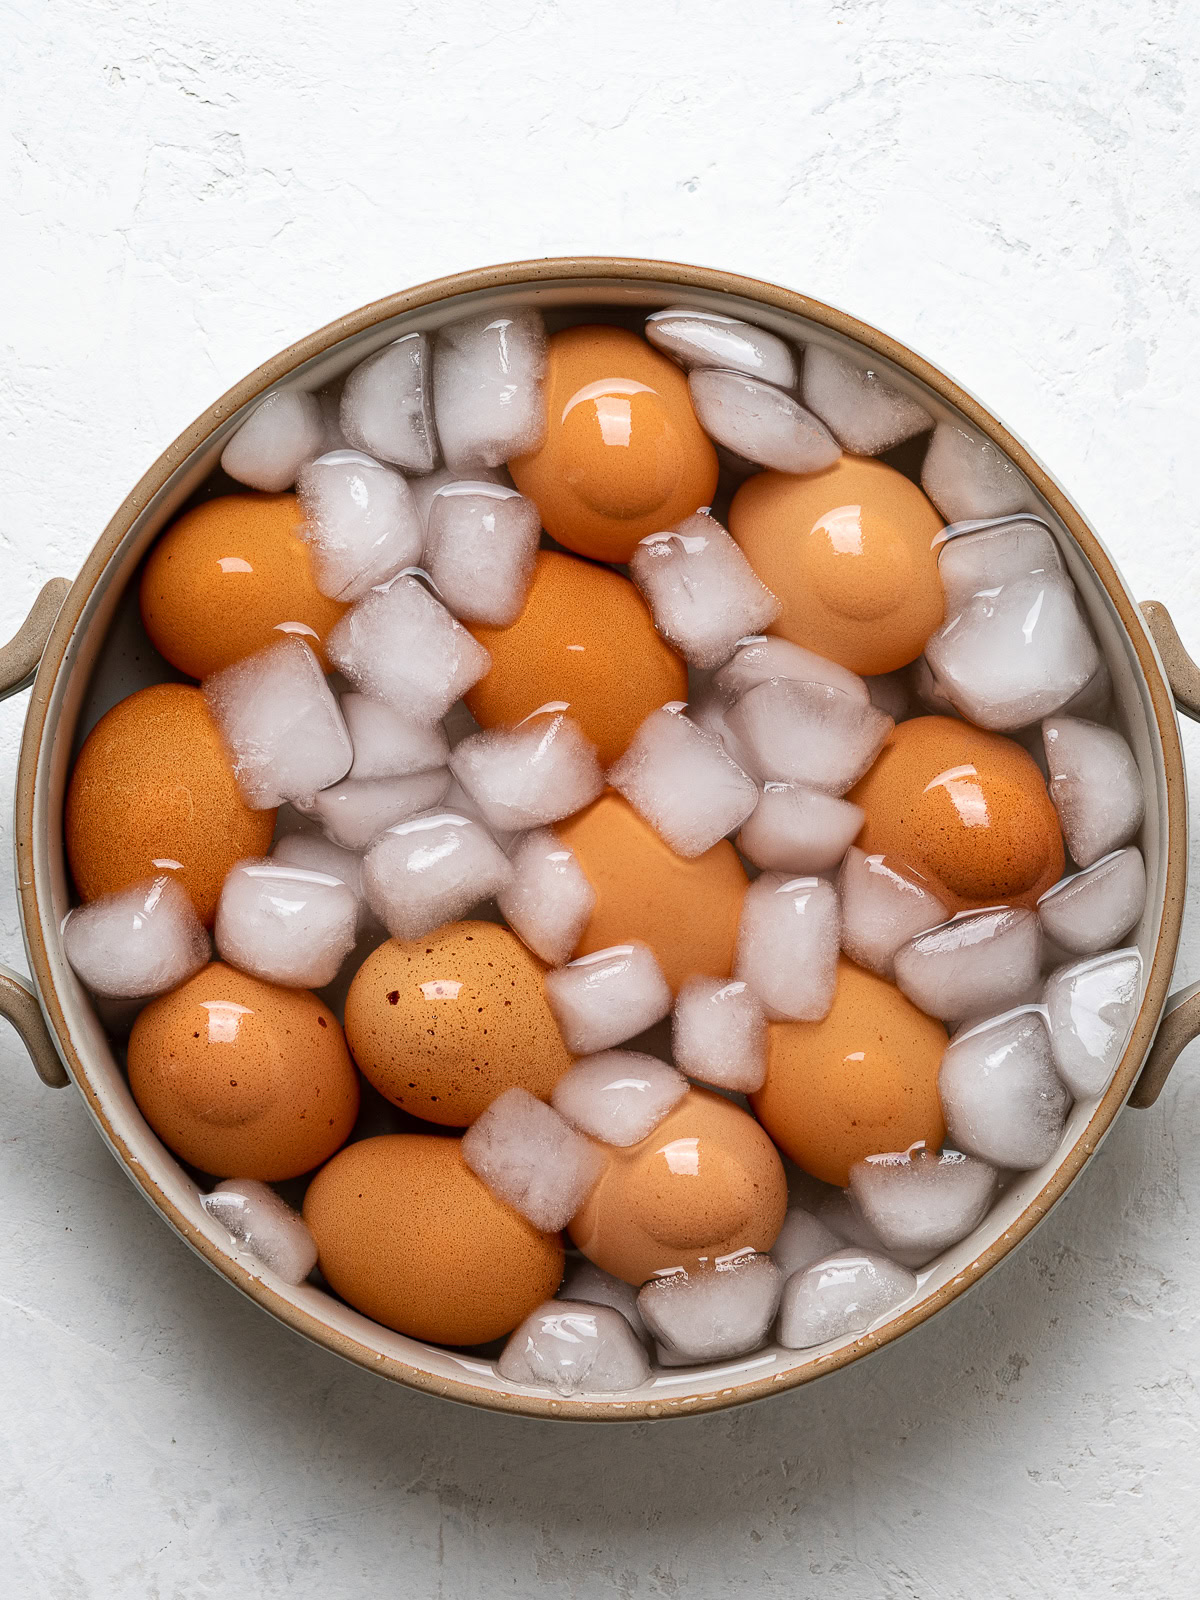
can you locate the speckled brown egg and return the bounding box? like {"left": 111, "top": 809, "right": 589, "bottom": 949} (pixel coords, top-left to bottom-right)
{"left": 465, "top": 550, "right": 687, "bottom": 767}
{"left": 729, "top": 458, "right": 945, "bottom": 674}
{"left": 848, "top": 715, "right": 1065, "bottom": 913}
{"left": 569, "top": 1087, "right": 787, "bottom": 1286}
{"left": 303, "top": 1134, "right": 564, "bottom": 1344}
{"left": 126, "top": 962, "right": 359, "bottom": 1180}
{"left": 343, "top": 922, "right": 573, "bottom": 1127}
{"left": 140, "top": 492, "right": 347, "bottom": 678}
{"left": 556, "top": 793, "right": 747, "bottom": 991}
{"left": 508, "top": 325, "right": 719, "bottom": 563}
{"left": 752, "top": 958, "right": 948, "bottom": 1187}
{"left": 65, "top": 683, "right": 276, "bottom": 925}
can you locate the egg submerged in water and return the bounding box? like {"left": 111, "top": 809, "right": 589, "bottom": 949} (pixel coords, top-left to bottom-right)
{"left": 304, "top": 1134, "right": 565, "bottom": 1344}
{"left": 508, "top": 326, "right": 719, "bottom": 563}
{"left": 343, "top": 922, "right": 572, "bottom": 1127}
{"left": 126, "top": 962, "right": 360, "bottom": 1181}
{"left": 569, "top": 1087, "right": 788, "bottom": 1286}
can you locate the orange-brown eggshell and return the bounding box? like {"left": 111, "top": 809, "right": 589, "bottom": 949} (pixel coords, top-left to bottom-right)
{"left": 556, "top": 793, "right": 748, "bottom": 992}
{"left": 465, "top": 550, "right": 687, "bottom": 767}
{"left": 848, "top": 715, "right": 1065, "bottom": 913}
{"left": 127, "top": 963, "right": 359, "bottom": 1180}
{"left": 140, "top": 492, "right": 347, "bottom": 678}
{"left": 508, "top": 325, "right": 719, "bottom": 563}
{"left": 65, "top": 683, "right": 276, "bottom": 925}
{"left": 303, "top": 1134, "right": 565, "bottom": 1344}
{"left": 729, "top": 458, "right": 945, "bottom": 674}
{"left": 751, "top": 958, "right": 948, "bottom": 1187}
{"left": 568, "top": 1087, "right": 787, "bottom": 1285}
{"left": 343, "top": 922, "right": 573, "bottom": 1127}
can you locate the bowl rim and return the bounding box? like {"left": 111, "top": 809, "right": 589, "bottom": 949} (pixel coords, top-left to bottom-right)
{"left": 14, "top": 255, "right": 1188, "bottom": 1421}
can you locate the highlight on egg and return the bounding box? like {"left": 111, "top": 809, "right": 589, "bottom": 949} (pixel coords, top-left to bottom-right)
{"left": 59, "top": 294, "right": 1146, "bottom": 1395}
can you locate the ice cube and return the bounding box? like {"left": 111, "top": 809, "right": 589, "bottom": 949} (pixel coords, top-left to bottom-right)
{"left": 935, "top": 516, "right": 1064, "bottom": 613}
{"left": 769, "top": 1205, "right": 842, "bottom": 1279}
{"left": 498, "top": 1300, "right": 651, "bottom": 1394}
{"left": 202, "top": 1178, "right": 318, "bottom": 1285}
{"left": 361, "top": 810, "right": 514, "bottom": 940}
{"left": 551, "top": 1051, "right": 688, "bottom": 1147}
{"left": 712, "top": 636, "right": 870, "bottom": 708}
{"left": 461, "top": 1087, "right": 603, "bottom": 1232}
{"left": 1042, "top": 716, "right": 1145, "bottom": 868}
{"left": 925, "top": 573, "right": 1101, "bottom": 732}
{"left": 893, "top": 907, "right": 1041, "bottom": 1024}
{"left": 214, "top": 858, "right": 359, "bottom": 988}
{"left": 799, "top": 345, "right": 931, "bottom": 456}
{"left": 326, "top": 574, "right": 491, "bottom": 722}
{"left": 848, "top": 1146, "right": 997, "bottom": 1267}
{"left": 497, "top": 828, "right": 595, "bottom": 966}
{"left": 544, "top": 943, "right": 672, "bottom": 1055}
{"left": 838, "top": 847, "right": 949, "bottom": 980}
{"left": 939, "top": 1007, "right": 1071, "bottom": 1169}
{"left": 644, "top": 307, "right": 798, "bottom": 387}
{"left": 220, "top": 390, "right": 325, "bottom": 493}
{"left": 671, "top": 976, "right": 767, "bottom": 1092}
{"left": 424, "top": 483, "right": 540, "bottom": 626}
{"left": 559, "top": 1258, "right": 649, "bottom": 1343}
{"left": 270, "top": 830, "right": 374, "bottom": 931}
{"left": 408, "top": 464, "right": 507, "bottom": 535}
{"left": 296, "top": 450, "right": 424, "bottom": 602}
{"left": 738, "top": 783, "right": 864, "bottom": 874}
{"left": 338, "top": 333, "right": 437, "bottom": 474}
{"left": 734, "top": 873, "right": 839, "bottom": 1022}
{"left": 63, "top": 876, "right": 209, "bottom": 1000}
{"left": 1043, "top": 948, "right": 1143, "bottom": 1097}
{"left": 449, "top": 709, "right": 603, "bottom": 834}
{"left": 299, "top": 769, "right": 451, "bottom": 851}
{"left": 204, "top": 637, "right": 353, "bottom": 809}
{"left": 1037, "top": 847, "right": 1146, "bottom": 957}
{"left": 341, "top": 692, "right": 449, "bottom": 779}
{"left": 688, "top": 369, "right": 841, "bottom": 474}
{"left": 725, "top": 678, "right": 893, "bottom": 792}
{"left": 637, "top": 1252, "right": 783, "bottom": 1363}
{"left": 432, "top": 308, "right": 547, "bottom": 471}
{"left": 629, "top": 513, "right": 780, "bottom": 669}
{"left": 920, "top": 421, "right": 1034, "bottom": 522}
{"left": 776, "top": 1249, "right": 916, "bottom": 1349}
{"left": 608, "top": 705, "right": 758, "bottom": 858}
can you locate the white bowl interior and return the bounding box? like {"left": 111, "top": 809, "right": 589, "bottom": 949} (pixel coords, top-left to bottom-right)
{"left": 27, "top": 274, "right": 1168, "bottom": 1411}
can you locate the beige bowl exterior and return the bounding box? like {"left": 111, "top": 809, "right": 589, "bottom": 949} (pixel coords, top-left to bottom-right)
{"left": 6, "top": 258, "right": 1197, "bottom": 1422}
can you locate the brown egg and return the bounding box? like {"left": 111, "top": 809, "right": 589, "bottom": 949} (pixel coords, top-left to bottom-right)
{"left": 556, "top": 793, "right": 747, "bottom": 991}
{"left": 65, "top": 684, "right": 276, "bottom": 925}
{"left": 569, "top": 1087, "right": 787, "bottom": 1285}
{"left": 508, "top": 326, "right": 719, "bottom": 563}
{"left": 140, "top": 492, "right": 346, "bottom": 679}
{"left": 752, "top": 959, "right": 947, "bottom": 1186}
{"left": 848, "top": 715, "right": 1065, "bottom": 913}
{"left": 127, "top": 962, "right": 359, "bottom": 1180}
{"left": 344, "top": 922, "right": 573, "bottom": 1127}
{"left": 465, "top": 550, "right": 687, "bottom": 766}
{"left": 304, "top": 1134, "right": 564, "bottom": 1344}
{"left": 728, "top": 458, "right": 945, "bottom": 674}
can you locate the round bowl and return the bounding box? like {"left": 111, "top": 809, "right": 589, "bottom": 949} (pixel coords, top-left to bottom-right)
{"left": 4, "top": 257, "right": 1198, "bottom": 1421}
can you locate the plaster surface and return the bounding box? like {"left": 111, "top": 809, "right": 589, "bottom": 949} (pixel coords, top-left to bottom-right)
{"left": 3, "top": 2, "right": 1200, "bottom": 1594}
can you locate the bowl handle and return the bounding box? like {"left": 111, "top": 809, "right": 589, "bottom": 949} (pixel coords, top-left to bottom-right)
{"left": 1128, "top": 600, "right": 1200, "bottom": 1107}
{"left": 0, "top": 579, "right": 72, "bottom": 1087}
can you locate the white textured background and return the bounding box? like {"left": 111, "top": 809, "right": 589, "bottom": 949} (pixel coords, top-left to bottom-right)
{"left": 4, "top": 2, "right": 1200, "bottom": 1595}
